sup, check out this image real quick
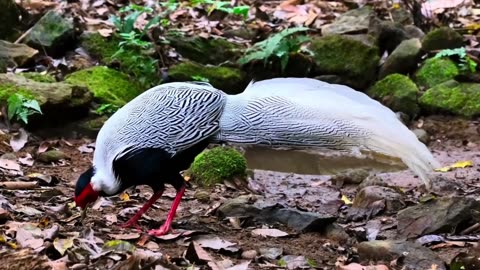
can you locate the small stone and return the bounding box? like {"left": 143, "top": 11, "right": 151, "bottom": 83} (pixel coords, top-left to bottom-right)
{"left": 330, "top": 169, "right": 370, "bottom": 186}
{"left": 357, "top": 240, "right": 446, "bottom": 270}
{"left": 37, "top": 150, "right": 67, "bottom": 163}
{"left": 194, "top": 190, "right": 210, "bottom": 203}
{"left": 422, "top": 27, "right": 464, "bottom": 52}
{"left": 259, "top": 247, "right": 283, "bottom": 260}
{"left": 378, "top": 38, "right": 422, "bottom": 78}
{"left": 241, "top": 250, "right": 258, "bottom": 259}
{"left": 412, "top": 129, "right": 428, "bottom": 144}
{"left": 321, "top": 223, "right": 349, "bottom": 244}
{"left": 321, "top": 6, "right": 373, "bottom": 35}
{"left": 354, "top": 186, "right": 405, "bottom": 213}
{"left": 0, "top": 153, "right": 17, "bottom": 160}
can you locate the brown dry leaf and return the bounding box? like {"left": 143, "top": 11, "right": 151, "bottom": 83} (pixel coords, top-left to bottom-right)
{"left": 421, "top": 0, "right": 472, "bottom": 16}
{"left": 38, "top": 141, "right": 50, "bottom": 154}
{"left": 97, "top": 28, "right": 113, "bottom": 37}
{"left": 108, "top": 232, "right": 141, "bottom": 240}
{"left": 17, "top": 0, "right": 57, "bottom": 10}
{"left": 335, "top": 262, "right": 389, "bottom": 270}
{"left": 252, "top": 228, "right": 289, "bottom": 238}
{"left": 192, "top": 235, "right": 238, "bottom": 251}
{"left": 0, "top": 158, "right": 21, "bottom": 172}
{"left": 77, "top": 143, "right": 95, "bottom": 153}
{"left": 187, "top": 241, "right": 214, "bottom": 262}
{"left": 279, "top": 0, "right": 303, "bottom": 8}
{"left": 227, "top": 261, "right": 251, "bottom": 270}
{"left": 119, "top": 192, "right": 130, "bottom": 201}
{"left": 15, "top": 224, "right": 44, "bottom": 249}
{"left": 10, "top": 128, "right": 28, "bottom": 152}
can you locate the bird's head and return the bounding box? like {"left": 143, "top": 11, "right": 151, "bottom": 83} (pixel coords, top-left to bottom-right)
{"left": 74, "top": 167, "right": 100, "bottom": 209}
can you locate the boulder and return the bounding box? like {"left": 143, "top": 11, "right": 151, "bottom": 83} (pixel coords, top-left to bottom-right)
{"left": 0, "top": 73, "right": 92, "bottom": 124}
{"left": 419, "top": 80, "right": 480, "bottom": 118}
{"left": 378, "top": 38, "right": 422, "bottom": 78}
{"left": 367, "top": 73, "right": 420, "bottom": 117}
{"left": 168, "top": 61, "right": 248, "bottom": 94}
{"left": 309, "top": 35, "right": 379, "bottom": 90}
{"left": 65, "top": 66, "right": 143, "bottom": 106}
{"left": 414, "top": 57, "right": 459, "bottom": 89}
{"left": 422, "top": 27, "right": 464, "bottom": 52}
{"left": 166, "top": 34, "right": 244, "bottom": 65}
{"left": 0, "top": 40, "right": 38, "bottom": 70}
{"left": 24, "top": 10, "right": 75, "bottom": 56}
{"left": 321, "top": 6, "right": 373, "bottom": 35}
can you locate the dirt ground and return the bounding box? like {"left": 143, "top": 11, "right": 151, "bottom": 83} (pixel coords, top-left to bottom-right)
{"left": 0, "top": 115, "right": 479, "bottom": 269}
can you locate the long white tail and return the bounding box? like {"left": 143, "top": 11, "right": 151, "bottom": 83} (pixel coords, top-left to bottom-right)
{"left": 214, "top": 78, "right": 440, "bottom": 189}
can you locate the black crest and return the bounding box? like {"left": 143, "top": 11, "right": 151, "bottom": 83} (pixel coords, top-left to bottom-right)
{"left": 75, "top": 167, "right": 95, "bottom": 197}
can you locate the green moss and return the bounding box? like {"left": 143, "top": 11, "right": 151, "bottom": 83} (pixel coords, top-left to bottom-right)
{"left": 419, "top": 79, "right": 480, "bottom": 118}
{"left": 367, "top": 74, "right": 420, "bottom": 116}
{"left": 0, "top": 83, "right": 35, "bottom": 102}
{"left": 415, "top": 58, "right": 459, "bottom": 89}
{"left": 19, "top": 72, "right": 56, "bottom": 83}
{"left": 190, "top": 146, "right": 247, "bottom": 186}
{"left": 65, "top": 66, "right": 143, "bottom": 106}
{"left": 80, "top": 33, "right": 160, "bottom": 87}
{"left": 168, "top": 62, "right": 248, "bottom": 94}
{"left": 421, "top": 27, "right": 464, "bottom": 52}
{"left": 309, "top": 35, "right": 380, "bottom": 89}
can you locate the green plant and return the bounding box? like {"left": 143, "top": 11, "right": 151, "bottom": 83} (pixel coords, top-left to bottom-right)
{"left": 238, "top": 27, "right": 310, "bottom": 71}
{"left": 7, "top": 93, "right": 42, "bottom": 124}
{"left": 95, "top": 103, "right": 119, "bottom": 115}
{"left": 110, "top": 4, "right": 161, "bottom": 87}
{"left": 191, "top": 0, "right": 249, "bottom": 18}
{"left": 434, "top": 47, "right": 477, "bottom": 73}
{"left": 191, "top": 75, "right": 210, "bottom": 82}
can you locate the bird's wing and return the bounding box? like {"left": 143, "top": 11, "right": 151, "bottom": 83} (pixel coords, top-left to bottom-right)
{"left": 107, "top": 83, "right": 226, "bottom": 161}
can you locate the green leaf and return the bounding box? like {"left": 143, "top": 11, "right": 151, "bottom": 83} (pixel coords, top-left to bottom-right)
{"left": 232, "top": 6, "right": 249, "bottom": 18}
{"left": 7, "top": 94, "right": 22, "bottom": 120}
{"left": 23, "top": 100, "right": 42, "bottom": 114}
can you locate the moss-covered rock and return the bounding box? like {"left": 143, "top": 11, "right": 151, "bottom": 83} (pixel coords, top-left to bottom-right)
{"left": 367, "top": 74, "right": 420, "bottom": 117}
{"left": 168, "top": 62, "right": 248, "bottom": 94}
{"left": 309, "top": 35, "right": 380, "bottom": 90}
{"left": 379, "top": 38, "right": 422, "bottom": 78}
{"left": 414, "top": 58, "right": 459, "bottom": 89}
{"left": 25, "top": 10, "right": 75, "bottom": 56}
{"left": 65, "top": 66, "right": 143, "bottom": 106}
{"left": 0, "top": 73, "right": 92, "bottom": 124}
{"left": 80, "top": 33, "right": 161, "bottom": 87}
{"left": 419, "top": 80, "right": 480, "bottom": 118}
{"left": 422, "top": 27, "right": 464, "bottom": 52}
{"left": 167, "top": 34, "right": 244, "bottom": 65}
{"left": 190, "top": 146, "right": 247, "bottom": 186}
{"left": 19, "top": 72, "right": 56, "bottom": 83}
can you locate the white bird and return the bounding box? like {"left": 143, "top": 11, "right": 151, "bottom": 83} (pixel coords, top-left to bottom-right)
{"left": 74, "top": 78, "right": 440, "bottom": 236}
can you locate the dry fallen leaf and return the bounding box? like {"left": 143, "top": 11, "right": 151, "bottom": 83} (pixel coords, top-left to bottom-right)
{"left": 18, "top": 153, "right": 34, "bottom": 166}
{"left": 252, "top": 228, "right": 289, "bottom": 238}
{"left": 10, "top": 128, "right": 28, "bottom": 152}
{"left": 53, "top": 238, "right": 74, "bottom": 255}
{"left": 119, "top": 192, "right": 130, "bottom": 201}
{"left": 435, "top": 160, "right": 473, "bottom": 172}
{"left": 108, "top": 233, "right": 141, "bottom": 240}
{"left": 341, "top": 194, "right": 353, "bottom": 205}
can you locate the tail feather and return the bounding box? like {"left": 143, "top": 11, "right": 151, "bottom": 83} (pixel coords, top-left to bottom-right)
{"left": 217, "top": 77, "right": 440, "bottom": 189}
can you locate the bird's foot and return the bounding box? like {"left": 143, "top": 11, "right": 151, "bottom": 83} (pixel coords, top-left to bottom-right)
{"left": 119, "top": 219, "right": 143, "bottom": 232}
{"left": 148, "top": 224, "right": 174, "bottom": 236}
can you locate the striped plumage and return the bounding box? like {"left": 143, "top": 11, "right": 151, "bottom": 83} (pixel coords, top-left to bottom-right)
{"left": 74, "top": 77, "right": 440, "bottom": 236}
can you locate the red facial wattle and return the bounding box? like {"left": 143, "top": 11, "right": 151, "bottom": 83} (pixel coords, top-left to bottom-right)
{"left": 75, "top": 183, "right": 99, "bottom": 209}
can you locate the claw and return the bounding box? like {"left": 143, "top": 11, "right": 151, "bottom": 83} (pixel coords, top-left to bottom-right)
{"left": 119, "top": 219, "right": 143, "bottom": 232}
{"left": 148, "top": 224, "right": 171, "bottom": 236}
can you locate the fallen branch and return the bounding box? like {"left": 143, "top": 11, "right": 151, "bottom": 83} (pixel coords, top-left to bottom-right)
{"left": 0, "top": 181, "right": 38, "bottom": 190}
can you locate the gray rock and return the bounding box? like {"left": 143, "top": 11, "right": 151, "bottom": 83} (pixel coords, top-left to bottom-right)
{"left": 321, "top": 223, "right": 349, "bottom": 244}
{"left": 358, "top": 175, "right": 389, "bottom": 189}
{"left": 0, "top": 40, "right": 38, "bottom": 69}
{"left": 379, "top": 38, "right": 422, "bottom": 78}
{"left": 37, "top": 150, "right": 67, "bottom": 163}
{"left": 217, "top": 195, "right": 337, "bottom": 232}
{"left": 353, "top": 186, "right": 405, "bottom": 213}
{"left": 357, "top": 240, "right": 447, "bottom": 270}
{"left": 322, "top": 6, "right": 373, "bottom": 35}
{"left": 241, "top": 250, "right": 257, "bottom": 259}
{"left": 330, "top": 169, "right": 370, "bottom": 187}
{"left": 397, "top": 196, "right": 480, "bottom": 238}
{"left": 404, "top": 25, "right": 425, "bottom": 39}
{"left": 259, "top": 247, "right": 283, "bottom": 260}
{"left": 422, "top": 27, "right": 464, "bottom": 52}
{"left": 25, "top": 10, "right": 75, "bottom": 56}
{"left": 368, "top": 19, "right": 408, "bottom": 54}
{"left": 412, "top": 128, "right": 429, "bottom": 144}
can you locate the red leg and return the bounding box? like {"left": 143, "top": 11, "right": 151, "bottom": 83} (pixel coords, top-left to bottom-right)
{"left": 148, "top": 185, "right": 186, "bottom": 236}
{"left": 120, "top": 189, "right": 164, "bottom": 231}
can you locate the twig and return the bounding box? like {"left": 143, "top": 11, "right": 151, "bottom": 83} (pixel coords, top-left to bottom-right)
{"left": 461, "top": 222, "right": 480, "bottom": 235}
{"left": 14, "top": 26, "right": 34, "bottom": 44}
{"left": 0, "top": 181, "right": 38, "bottom": 190}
